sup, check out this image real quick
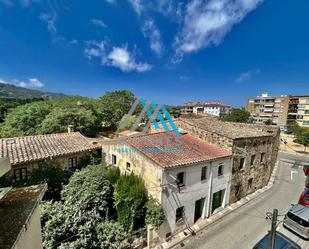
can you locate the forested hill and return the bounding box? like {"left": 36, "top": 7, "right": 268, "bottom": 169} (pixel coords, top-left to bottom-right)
{"left": 0, "top": 82, "right": 66, "bottom": 99}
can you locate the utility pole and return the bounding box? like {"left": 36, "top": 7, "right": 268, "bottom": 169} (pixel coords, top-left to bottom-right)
{"left": 269, "top": 209, "right": 278, "bottom": 249}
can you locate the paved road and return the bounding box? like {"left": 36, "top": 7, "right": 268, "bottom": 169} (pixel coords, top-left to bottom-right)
{"left": 174, "top": 152, "right": 309, "bottom": 249}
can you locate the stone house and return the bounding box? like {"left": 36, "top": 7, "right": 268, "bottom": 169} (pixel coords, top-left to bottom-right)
{"left": 0, "top": 131, "right": 101, "bottom": 182}
{"left": 102, "top": 132, "right": 232, "bottom": 238}
{"left": 167, "top": 115, "right": 280, "bottom": 204}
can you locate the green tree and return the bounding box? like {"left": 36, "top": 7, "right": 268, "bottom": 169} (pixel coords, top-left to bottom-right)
{"left": 145, "top": 198, "right": 165, "bottom": 228}
{"left": 41, "top": 163, "right": 126, "bottom": 249}
{"left": 114, "top": 173, "right": 147, "bottom": 231}
{"left": 38, "top": 107, "right": 99, "bottom": 136}
{"left": 224, "top": 108, "right": 251, "bottom": 123}
{"left": 97, "top": 90, "right": 136, "bottom": 129}
{"left": 0, "top": 101, "right": 52, "bottom": 137}
{"left": 0, "top": 96, "right": 101, "bottom": 137}
{"left": 294, "top": 127, "right": 309, "bottom": 152}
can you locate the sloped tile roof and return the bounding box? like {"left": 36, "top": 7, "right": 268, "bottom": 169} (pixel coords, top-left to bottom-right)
{"left": 177, "top": 116, "right": 277, "bottom": 139}
{"left": 114, "top": 132, "right": 231, "bottom": 168}
{"left": 0, "top": 132, "right": 101, "bottom": 166}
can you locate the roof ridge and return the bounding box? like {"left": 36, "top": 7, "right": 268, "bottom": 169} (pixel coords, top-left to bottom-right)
{"left": 0, "top": 131, "right": 82, "bottom": 141}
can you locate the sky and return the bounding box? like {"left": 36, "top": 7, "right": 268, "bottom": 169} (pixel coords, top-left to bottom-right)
{"left": 0, "top": 0, "right": 308, "bottom": 107}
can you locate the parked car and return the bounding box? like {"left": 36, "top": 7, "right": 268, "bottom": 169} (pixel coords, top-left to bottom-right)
{"left": 304, "top": 165, "right": 309, "bottom": 175}
{"left": 299, "top": 189, "right": 309, "bottom": 206}
{"left": 253, "top": 231, "right": 300, "bottom": 249}
{"left": 283, "top": 204, "right": 309, "bottom": 239}
{"left": 303, "top": 164, "right": 309, "bottom": 176}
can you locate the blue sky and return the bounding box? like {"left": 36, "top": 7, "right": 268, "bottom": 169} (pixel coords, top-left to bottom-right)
{"left": 0, "top": 0, "right": 308, "bottom": 106}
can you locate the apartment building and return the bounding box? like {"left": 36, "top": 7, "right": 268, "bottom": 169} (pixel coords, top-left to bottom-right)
{"left": 247, "top": 93, "right": 289, "bottom": 127}
{"left": 247, "top": 93, "right": 309, "bottom": 128}
{"left": 102, "top": 132, "right": 232, "bottom": 239}
{"left": 181, "top": 102, "right": 232, "bottom": 118}
{"left": 297, "top": 97, "right": 309, "bottom": 127}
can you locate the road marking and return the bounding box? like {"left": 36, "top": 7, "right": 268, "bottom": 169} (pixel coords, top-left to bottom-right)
{"left": 291, "top": 170, "right": 298, "bottom": 180}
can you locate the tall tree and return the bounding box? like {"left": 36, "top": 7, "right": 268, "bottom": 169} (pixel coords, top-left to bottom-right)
{"left": 97, "top": 90, "right": 136, "bottom": 130}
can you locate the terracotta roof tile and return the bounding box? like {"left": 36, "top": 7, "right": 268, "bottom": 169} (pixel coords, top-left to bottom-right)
{"left": 116, "top": 132, "right": 232, "bottom": 168}
{"left": 0, "top": 132, "right": 100, "bottom": 166}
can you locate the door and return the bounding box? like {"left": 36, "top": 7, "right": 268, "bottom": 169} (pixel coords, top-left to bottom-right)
{"left": 212, "top": 190, "right": 223, "bottom": 213}
{"left": 194, "top": 197, "right": 205, "bottom": 222}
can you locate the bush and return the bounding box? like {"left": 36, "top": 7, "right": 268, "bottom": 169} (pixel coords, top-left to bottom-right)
{"left": 114, "top": 174, "right": 147, "bottom": 231}
{"left": 145, "top": 198, "right": 165, "bottom": 228}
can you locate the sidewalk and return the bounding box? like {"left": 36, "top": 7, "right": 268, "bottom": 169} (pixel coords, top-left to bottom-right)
{"left": 157, "top": 162, "right": 279, "bottom": 249}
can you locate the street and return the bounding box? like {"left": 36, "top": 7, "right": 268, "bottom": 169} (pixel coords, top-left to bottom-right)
{"left": 174, "top": 152, "right": 309, "bottom": 249}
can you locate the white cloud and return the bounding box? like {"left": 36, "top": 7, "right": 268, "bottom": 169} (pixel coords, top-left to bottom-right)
{"left": 85, "top": 41, "right": 152, "bottom": 73}
{"left": 142, "top": 19, "right": 164, "bottom": 56}
{"left": 39, "top": 13, "right": 57, "bottom": 34}
{"left": 128, "top": 0, "right": 144, "bottom": 15}
{"left": 235, "top": 69, "right": 260, "bottom": 83}
{"left": 107, "top": 46, "right": 152, "bottom": 72}
{"left": 91, "top": 19, "right": 107, "bottom": 28}
{"left": 174, "top": 0, "right": 264, "bottom": 62}
{"left": 0, "top": 78, "right": 45, "bottom": 88}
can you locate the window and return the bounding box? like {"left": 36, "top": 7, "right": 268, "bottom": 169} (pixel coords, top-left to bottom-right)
{"left": 201, "top": 166, "right": 207, "bottom": 181}
{"left": 176, "top": 172, "right": 185, "bottom": 187}
{"left": 260, "top": 153, "right": 265, "bottom": 163}
{"left": 239, "top": 158, "right": 245, "bottom": 170}
{"left": 305, "top": 110, "right": 309, "bottom": 115}
{"left": 176, "top": 206, "right": 184, "bottom": 223}
{"left": 126, "top": 162, "right": 131, "bottom": 171}
{"left": 251, "top": 155, "right": 256, "bottom": 166}
{"left": 14, "top": 168, "right": 27, "bottom": 182}
{"left": 218, "top": 164, "right": 224, "bottom": 176}
{"left": 112, "top": 154, "right": 117, "bottom": 165}
{"left": 248, "top": 178, "right": 253, "bottom": 188}
{"left": 68, "top": 157, "right": 77, "bottom": 169}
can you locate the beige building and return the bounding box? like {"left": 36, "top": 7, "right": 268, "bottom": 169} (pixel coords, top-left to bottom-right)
{"left": 151, "top": 115, "right": 280, "bottom": 204}
{"left": 247, "top": 93, "right": 309, "bottom": 128}
{"left": 297, "top": 97, "right": 309, "bottom": 127}
{"left": 247, "top": 93, "right": 289, "bottom": 127}
{"left": 102, "top": 132, "right": 232, "bottom": 239}
{"left": 0, "top": 184, "right": 46, "bottom": 249}
{"left": 0, "top": 131, "right": 101, "bottom": 182}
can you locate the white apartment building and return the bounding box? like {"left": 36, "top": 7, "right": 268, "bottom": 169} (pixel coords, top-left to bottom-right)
{"left": 182, "top": 102, "right": 232, "bottom": 118}
{"left": 102, "top": 132, "right": 232, "bottom": 239}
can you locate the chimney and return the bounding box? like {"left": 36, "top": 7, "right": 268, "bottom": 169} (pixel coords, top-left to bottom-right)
{"left": 68, "top": 125, "right": 74, "bottom": 133}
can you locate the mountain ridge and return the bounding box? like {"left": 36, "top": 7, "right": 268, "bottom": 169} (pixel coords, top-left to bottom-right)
{"left": 0, "top": 82, "right": 67, "bottom": 99}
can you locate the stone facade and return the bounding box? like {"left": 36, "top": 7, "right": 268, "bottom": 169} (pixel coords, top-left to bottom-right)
{"left": 150, "top": 116, "right": 280, "bottom": 204}
{"left": 10, "top": 151, "right": 96, "bottom": 181}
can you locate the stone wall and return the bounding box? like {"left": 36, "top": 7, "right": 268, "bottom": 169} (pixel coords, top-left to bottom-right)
{"left": 10, "top": 150, "right": 96, "bottom": 178}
